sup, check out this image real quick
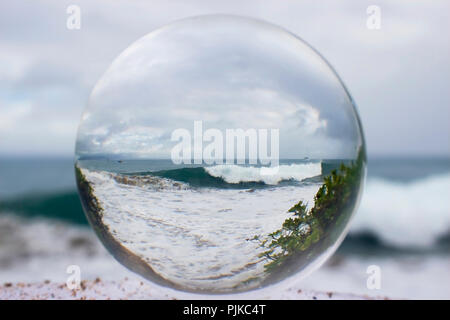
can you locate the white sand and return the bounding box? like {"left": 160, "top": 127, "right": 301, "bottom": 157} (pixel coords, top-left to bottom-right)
{"left": 0, "top": 278, "right": 386, "bottom": 300}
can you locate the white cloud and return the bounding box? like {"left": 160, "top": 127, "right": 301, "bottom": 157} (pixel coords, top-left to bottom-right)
{"left": 0, "top": 100, "right": 32, "bottom": 131}
{"left": 75, "top": 16, "right": 362, "bottom": 159}
{"left": 0, "top": 0, "right": 449, "bottom": 156}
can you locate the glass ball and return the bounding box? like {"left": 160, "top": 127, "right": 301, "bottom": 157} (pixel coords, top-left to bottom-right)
{"left": 75, "top": 15, "right": 366, "bottom": 294}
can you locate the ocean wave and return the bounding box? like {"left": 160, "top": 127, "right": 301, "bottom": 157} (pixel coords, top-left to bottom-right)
{"left": 0, "top": 191, "right": 87, "bottom": 225}
{"left": 1, "top": 217, "right": 447, "bottom": 299}
{"left": 140, "top": 163, "right": 322, "bottom": 188}
{"left": 150, "top": 167, "right": 256, "bottom": 188}
{"left": 0, "top": 214, "right": 132, "bottom": 283}
{"left": 2, "top": 169, "right": 448, "bottom": 250}
{"left": 351, "top": 173, "right": 450, "bottom": 248}
{"left": 205, "top": 163, "right": 322, "bottom": 185}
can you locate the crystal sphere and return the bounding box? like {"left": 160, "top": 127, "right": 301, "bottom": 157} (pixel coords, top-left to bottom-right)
{"left": 75, "top": 15, "right": 366, "bottom": 294}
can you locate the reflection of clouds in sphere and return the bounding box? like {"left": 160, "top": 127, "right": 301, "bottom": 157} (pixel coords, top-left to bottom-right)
{"left": 77, "top": 15, "right": 362, "bottom": 160}
{"left": 75, "top": 15, "right": 366, "bottom": 294}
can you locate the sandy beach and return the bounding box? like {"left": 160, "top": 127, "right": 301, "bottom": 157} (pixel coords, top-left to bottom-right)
{"left": 0, "top": 278, "right": 386, "bottom": 300}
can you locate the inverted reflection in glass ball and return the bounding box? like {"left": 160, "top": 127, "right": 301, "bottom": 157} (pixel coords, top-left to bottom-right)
{"left": 75, "top": 15, "right": 366, "bottom": 294}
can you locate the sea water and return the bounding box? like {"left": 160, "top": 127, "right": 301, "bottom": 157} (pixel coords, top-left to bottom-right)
{"left": 0, "top": 157, "right": 448, "bottom": 298}
{"left": 75, "top": 159, "right": 326, "bottom": 292}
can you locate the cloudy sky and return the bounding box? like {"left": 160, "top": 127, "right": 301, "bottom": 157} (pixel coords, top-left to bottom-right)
{"left": 1, "top": 0, "right": 449, "bottom": 157}
{"left": 76, "top": 15, "right": 364, "bottom": 160}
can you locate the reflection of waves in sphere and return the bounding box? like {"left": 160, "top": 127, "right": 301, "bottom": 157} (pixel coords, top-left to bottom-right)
{"left": 75, "top": 15, "right": 366, "bottom": 294}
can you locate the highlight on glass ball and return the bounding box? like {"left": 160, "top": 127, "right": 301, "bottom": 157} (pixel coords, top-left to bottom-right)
{"left": 75, "top": 15, "right": 366, "bottom": 294}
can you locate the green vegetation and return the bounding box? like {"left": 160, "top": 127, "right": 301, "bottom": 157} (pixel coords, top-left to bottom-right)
{"left": 255, "top": 148, "right": 365, "bottom": 271}
{"left": 75, "top": 165, "right": 104, "bottom": 222}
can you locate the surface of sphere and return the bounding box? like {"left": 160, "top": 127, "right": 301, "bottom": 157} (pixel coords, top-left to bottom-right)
{"left": 75, "top": 15, "right": 366, "bottom": 294}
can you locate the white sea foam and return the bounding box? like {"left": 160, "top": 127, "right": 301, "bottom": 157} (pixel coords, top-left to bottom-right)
{"left": 1, "top": 170, "right": 449, "bottom": 297}
{"left": 0, "top": 214, "right": 131, "bottom": 283}
{"left": 1, "top": 215, "right": 448, "bottom": 299}
{"left": 80, "top": 167, "right": 321, "bottom": 291}
{"left": 351, "top": 173, "right": 450, "bottom": 248}
{"left": 79, "top": 167, "right": 450, "bottom": 292}
{"left": 205, "top": 162, "right": 322, "bottom": 185}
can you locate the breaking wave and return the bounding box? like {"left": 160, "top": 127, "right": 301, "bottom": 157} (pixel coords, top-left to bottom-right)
{"left": 204, "top": 163, "right": 322, "bottom": 185}
{"left": 351, "top": 173, "right": 450, "bottom": 248}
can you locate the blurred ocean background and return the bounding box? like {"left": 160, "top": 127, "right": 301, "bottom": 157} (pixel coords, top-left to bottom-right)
{"left": 0, "top": 157, "right": 448, "bottom": 298}
{"left": 1, "top": 1, "right": 449, "bottom": 299}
